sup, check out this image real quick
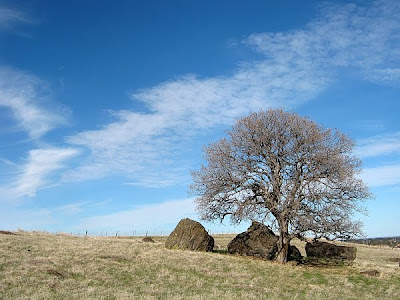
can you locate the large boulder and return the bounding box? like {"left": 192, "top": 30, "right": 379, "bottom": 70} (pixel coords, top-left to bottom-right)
{"left": 227, "top": 221, "right": 278, "bottom": 260}
{"left": 165, "top": 218, "right": 214, "bottom": 252}
{"left": 305, "top": 241, "right": 357, "bottom": 261}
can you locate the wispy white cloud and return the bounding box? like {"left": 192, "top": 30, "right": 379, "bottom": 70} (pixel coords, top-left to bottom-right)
{"left": 0, "top": 156, "right": 16, "bottom": 166}
{"left": 245, "top": 0, "right": 400, "bottom": 86}
{"left": 49, "top": 199, "right": 112, "bottom": 216}
{"left": 0, "top": 67, "right": 68, "bottom": 139}
{"left": 354, "top": 120, "right": 386, "bottom": 132}
{"left": 368, "top": 68, "right": 400, "bottom": 87}
{"left": 52, "top": 202, "right": 87, "bottom": 215}
{"left": 356, "top": 132, "right": 400, "bottom": 158}
{"left": 356, "top": 131, "right": 400, "bottom": 188}
{"left": 0, "top": 6, "right": 32, "bottom": 31}
{"left": 4, "top": 148, "right": 80, "bottom": 198}
{"left": 78, "top": 198, "right": 196, "bottom": 234}
{"left": 65, "top": 111, "right": 190, "bottom": 186}
{"left": 66, "top": 0, "right": 400, "bottom": 187}
{"left": 360, "top": 164, "right": 400, "bottom": 187}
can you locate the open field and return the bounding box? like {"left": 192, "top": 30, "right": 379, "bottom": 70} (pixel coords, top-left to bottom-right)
{"left": 1, "top": 231, "right": 399, "bottom": 299}
{"left": 348, "top": 236, "right": 400, "bottom": 247}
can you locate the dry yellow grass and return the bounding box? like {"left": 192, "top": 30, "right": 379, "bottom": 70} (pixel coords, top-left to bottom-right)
{"left": 0, "top": 231, "right": 399, "bottom": 299}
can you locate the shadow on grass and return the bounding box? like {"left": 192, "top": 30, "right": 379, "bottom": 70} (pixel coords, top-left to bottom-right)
{"left": 300, "top": 257, "right": 353, "bottom": 268}
{"left": 212, "top": 248, "right": 352, "bottom": 268}
{"left": 387, "top": 257, "right": 400, "bottom": 263}
{"left": 212, "top": 249, "right": 229, "bottom": 255}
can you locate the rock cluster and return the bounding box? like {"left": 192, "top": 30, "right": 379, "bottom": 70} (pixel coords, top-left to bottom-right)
{"left": 166, "top": 219, "right": 309, "bottom": 262}
{"left": 165, "top": 218, "right": 214, "bottom": 252}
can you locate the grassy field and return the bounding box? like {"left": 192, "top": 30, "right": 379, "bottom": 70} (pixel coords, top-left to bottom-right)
{"left": 1, "top": 231, "right": 399, "bottom": 299}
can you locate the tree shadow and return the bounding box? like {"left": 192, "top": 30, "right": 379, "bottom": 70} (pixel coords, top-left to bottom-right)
{"left": 300, "top": 257, "right": 353, "bottom": 268}
{"left": 212, "top": 249, "right": 229, "bottom": 255}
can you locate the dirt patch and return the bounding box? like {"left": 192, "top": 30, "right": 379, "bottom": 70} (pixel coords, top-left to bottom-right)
{"left": 0, "top": 230, "right": 16, "bottom": 235}
{"left": 360, "top": 270, "right": 380, "bottom": 277}
{"left": 99, "top": 255, "right": 130, "bottom": 263}
{"left": 46, "top": 268, "right": 66, "bottom": 279}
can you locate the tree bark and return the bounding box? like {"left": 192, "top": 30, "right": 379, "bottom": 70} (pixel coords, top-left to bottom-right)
{"left": 275, "top": 219, "right": 290, "bottom": 263}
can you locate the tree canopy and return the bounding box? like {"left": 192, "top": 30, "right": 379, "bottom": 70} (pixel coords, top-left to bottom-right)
{"left": 190, "top": 109, "right": 370, "bottom": 263}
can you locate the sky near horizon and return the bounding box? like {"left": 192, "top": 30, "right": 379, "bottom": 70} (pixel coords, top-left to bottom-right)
{"left": 0, "top": 0, "right": 399, "bottom": 237}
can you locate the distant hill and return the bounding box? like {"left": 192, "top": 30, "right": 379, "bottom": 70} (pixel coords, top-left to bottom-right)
{"left": 347, "top": 236, "right": 400, "bottom": 247}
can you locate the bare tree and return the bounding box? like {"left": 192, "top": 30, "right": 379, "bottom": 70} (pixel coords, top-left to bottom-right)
{"left": 190, "top": 109, "right": 370, "bottom": 263}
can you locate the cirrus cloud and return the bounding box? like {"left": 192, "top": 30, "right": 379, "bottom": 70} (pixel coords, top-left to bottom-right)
{"left": 0, "top": 148, "right": 80, "bottom": 199}
{"left": 0, "top": 6, "right": 33, "bottom": 31}
{"left": 0, "top": 67, "right": 68, "bottom": 139}
{"left": 66, "top": 0, "right": 400, "bottom": 188}
{"left": 356, "top": 132, "right": 400, "bottom": 159}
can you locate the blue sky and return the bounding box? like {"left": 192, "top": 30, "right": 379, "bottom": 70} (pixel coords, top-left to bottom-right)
{"left": 0, "top": 0, "right": 399, "bottom": 237}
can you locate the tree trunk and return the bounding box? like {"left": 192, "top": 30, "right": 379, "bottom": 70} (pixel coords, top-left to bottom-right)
{"left": 275, "top": 219, "right": 290, "bottom": 263}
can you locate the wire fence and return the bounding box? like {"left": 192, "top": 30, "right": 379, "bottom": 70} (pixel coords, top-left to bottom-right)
{"left": 52, "top": 229, "right": 238, "bottom": 237}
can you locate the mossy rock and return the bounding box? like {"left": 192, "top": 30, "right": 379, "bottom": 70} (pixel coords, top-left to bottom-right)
{"left": 227, "top": 221, "right": 278, "bottom": 260}
{"left": 165, "top": 218, "right": 214, "bottom": 252}
{"left": 306, "top": 241, "right": 356, "bottom": 261}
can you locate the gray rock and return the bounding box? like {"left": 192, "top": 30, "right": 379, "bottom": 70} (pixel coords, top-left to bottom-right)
{"left": 165, "top": 218, "right": 214, "bottom": 252}
{"left": 305, "top": 241, "right": 357, "bottom": 261}
{"left": 227, "top": 221, "right": 278, "bottom": 260}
